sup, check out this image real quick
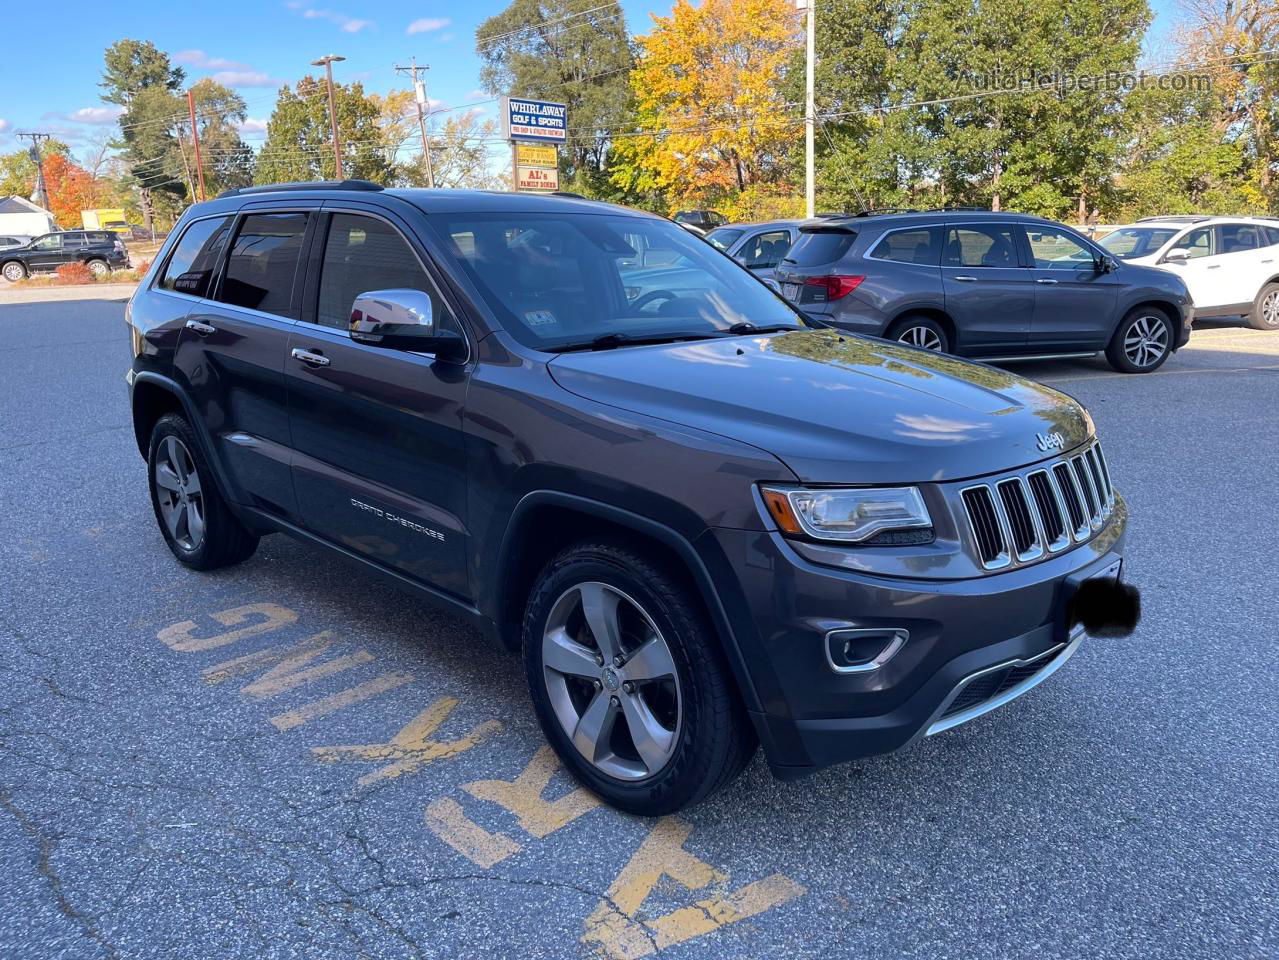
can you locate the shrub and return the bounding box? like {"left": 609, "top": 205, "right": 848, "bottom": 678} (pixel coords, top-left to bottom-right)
{"left": 55, "top": 262, "right": 94, "bottom": 285}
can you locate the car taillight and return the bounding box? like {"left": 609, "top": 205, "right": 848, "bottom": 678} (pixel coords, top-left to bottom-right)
{"left": 803, "top": 275, "right": 864, "bottom": 300}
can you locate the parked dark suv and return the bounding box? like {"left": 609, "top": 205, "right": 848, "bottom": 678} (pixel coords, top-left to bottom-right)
{"left": 0, "top": 229, "right": 129, "bottom": 281}
{"left": 126, "top": 182, "right": 1137, "bottom": 814}
{"left": 772, "top": 211, "right": 1193, "bottom": 373}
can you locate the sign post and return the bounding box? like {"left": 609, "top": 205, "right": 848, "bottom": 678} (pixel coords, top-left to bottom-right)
{"left": 501, "top": 96, "right": 567, "bottom": 194}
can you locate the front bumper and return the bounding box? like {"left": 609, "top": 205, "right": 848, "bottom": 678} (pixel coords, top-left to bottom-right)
{"left": 706, "top": 507, "right": 1127, "bottom": 779}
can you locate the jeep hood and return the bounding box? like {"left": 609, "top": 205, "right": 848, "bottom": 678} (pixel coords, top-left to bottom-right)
{"left": 547, "top": 329, "right": 1093, "bottom": 484}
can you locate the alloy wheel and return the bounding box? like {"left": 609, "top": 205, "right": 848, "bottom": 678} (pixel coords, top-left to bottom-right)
{"left": 898, "top": 325, "right": 944, "bottom": 351}
{"left": 153, "top": 436, "right": 206, "bottom": 551}
{"left": 541, "top": 582, "right": 682, "bottom": 781}
{"left": 88, "top": 260, "right": 109, "bottom": 277}
{"left": 1262, "top": 290, "right": 1279, "bottom": 328}
{"left": 2, "top": 263, "right": 24, "bottom": 282}
{"left": 1123, "top": 315, "right": 1168, "bottom": 368}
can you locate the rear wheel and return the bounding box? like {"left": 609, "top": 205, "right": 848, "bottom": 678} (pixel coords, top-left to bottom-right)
{"left": 2, "top": 261, "right": 26, "bottom": 282}
{"left": 86, "top": 258, "right": 109, "bottom": 277}
{"left": 887, "top": 315, "right": 949, "bottom": 353}
{"left": 1106, "top": 307, "right": 1172, "bottom": 373}
{"left": 1249, "top": 282, "right": 1279, "bottom": 331}
{"left": 147, "top": 413, "right": 258, "bottom": 570}
{"left": 523, "top": 541, "right": 756, "bottom": 815}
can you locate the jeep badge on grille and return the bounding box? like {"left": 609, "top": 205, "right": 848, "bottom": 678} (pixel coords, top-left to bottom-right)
{"left": 1036, "top": 431, "right": 1066, "bottom": 452}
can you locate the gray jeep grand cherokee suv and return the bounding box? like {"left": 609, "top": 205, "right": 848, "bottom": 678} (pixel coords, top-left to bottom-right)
{"left": 126, "top": 182, "right": 1137, "bottom": 814}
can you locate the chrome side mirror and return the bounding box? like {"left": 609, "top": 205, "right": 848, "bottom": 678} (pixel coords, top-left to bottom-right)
{"left": 350, "top": 289, "right": 435, "bottom": 343}
{"left": 348, "top": 288, "right": 467, "bottom": 360}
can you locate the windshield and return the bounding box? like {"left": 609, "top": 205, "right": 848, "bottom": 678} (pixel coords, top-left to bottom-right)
{"left": 427, "top": 212, "right": 804, "bottom": 350}
{"left": 705, "top": 227, "right": 744, "bottom": 251}
{"left": 1099, "top": 227, "right": 1178, "bottom": 259}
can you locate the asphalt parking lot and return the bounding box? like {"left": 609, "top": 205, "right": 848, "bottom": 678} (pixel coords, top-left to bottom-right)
{"left": 1, "top": 291, "right": 1277, "bottom": 960}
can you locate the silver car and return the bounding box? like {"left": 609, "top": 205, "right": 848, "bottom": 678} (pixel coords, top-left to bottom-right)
{"left": 706, "top": 220, "right": 802, "bottom": 281}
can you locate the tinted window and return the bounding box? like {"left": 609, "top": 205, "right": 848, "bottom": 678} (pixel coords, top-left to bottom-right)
{"left": 62, "top": 234, "right": 88, "bottom": 249}
{"left": 317, "top": 214, "right": 451, "bottom": 331}
{"left": 1098, "top": 227, "right": 1178, "bottom": 259}
{"left": 785, "top": 229, "right": 856, "bottom": 266}
{"left": 1027, "top": 226, "right": 1096, "bottom": 269}
{"left": 705, "top": 227, "right": 743, "bottom": 252}
{"left": 160, "top": 216, "right": 232, "bottom": 298}
{"left": 218, "top": 213, "right": 309, "bottom": 317}
{"left": 1265, "top": 226, "right": 1279, "bottom": 246}
{"left": 1177, "top": 227, "right": 1214, "bottom": 259}
{"left": 1219, "top": 223, "right": 1260, "bottom": 253}
{"left": 943, "top": 225, "right": 1020, "bottom": 267}
{"left": 871, "top": 227, "right": 940, "bottom": 265}
{"left": 740, "top": 230, "right": 792, "bottom": 268}
{"left": 429, "top": 212, "right": 801, "bottom": 349}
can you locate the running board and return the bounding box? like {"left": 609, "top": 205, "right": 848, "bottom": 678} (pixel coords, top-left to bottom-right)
{"left": 973, "top": 351, "right": 1099, "bottom": 363}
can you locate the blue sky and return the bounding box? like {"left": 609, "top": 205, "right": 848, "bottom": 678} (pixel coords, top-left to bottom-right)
{"left": 0, "top": 0, "right": 1180, "bottom": 165}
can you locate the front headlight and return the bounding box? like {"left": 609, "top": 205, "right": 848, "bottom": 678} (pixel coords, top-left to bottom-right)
{"left": 761, "top": 485, "right": 932, "bottom": 543}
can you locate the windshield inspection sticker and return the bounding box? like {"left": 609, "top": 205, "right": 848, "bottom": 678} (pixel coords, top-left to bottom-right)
{"left": 524, "top": 309, "right": 559, "bottom": 328}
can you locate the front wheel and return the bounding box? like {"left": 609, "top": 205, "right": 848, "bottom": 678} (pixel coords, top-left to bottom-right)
{"left": 1250, "top": 282, "right": 1279, "bottom": 331}
{"left": 2, "top": 261, "right": 26, "bottom": 282}
{"left": 523, "top": 541, "right": 756, "bottom": 815}
{"left": 1106, "top": 307, "right": 1172, "bottom": 373}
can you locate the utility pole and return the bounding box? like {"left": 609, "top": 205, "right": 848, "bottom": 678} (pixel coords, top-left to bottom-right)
{"left": 800, "top": 0, "right": 816, "bottom": 219}
{"left": 16, "top": 133, "right": 51, "bottom": 212}
{"left": 312, "top": 54, "right": 347, "bottom": 180}
{"left": 186, "top": 90, "right": 207, "bottom": 202}
{"left": 394, "top": 58, "right": 435, "bottom": 188}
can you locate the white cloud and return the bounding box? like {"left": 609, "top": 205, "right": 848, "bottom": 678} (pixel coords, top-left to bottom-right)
{"left": 465, "top": 89, "right": 487, "bottom": 101}
{"left": 238, "top": 117, "right": 269, "bottom": 134}
{"left": 0, "top": 118, "right": 9, "bottom": 134}
{"left": 174, "top": 49, "right": 247, "bottom": 70}
{"left": 212, "top": 70, "right": 275, "bottom": 87}
{"left": 407, "top": 17, "right": 450, "bottom": 34}
{"left": 67, "top": 106, "right": 125, "bottom": 125}
{"left": 301, "top": 7, "right": 373, "bottom": 32}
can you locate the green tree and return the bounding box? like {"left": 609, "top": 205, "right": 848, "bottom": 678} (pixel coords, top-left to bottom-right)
{"left": 476, "top": 0, "right": 634, "bottom": 195}
{"left": 101, "top": 39, "right": 187, "bottom": 230}
{"left": 184, "top": 78, "right": 255, "bottom": 196}
{"left": 256, "top": 76, "right": 392, "bottom": 184}
{"left": 0, "top": 140, "right": 71, "bottom": 199}
{"left": 398, "top": 112, "right": 509, "bottom": 190}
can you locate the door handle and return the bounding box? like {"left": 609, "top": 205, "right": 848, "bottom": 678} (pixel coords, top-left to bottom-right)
{"left": 1036, "top": 278, "right": 1059, "bottom": 285}
{"left": 953, "top": 275, "right": 977, "bottom": 282}
{"left": 185, "top": 319, "right": 216, "bottom": 336}
{"left": 1206, "top": 264, "right": 1221, "bottom": 269}
{"left": 1262, "top": 259, "right": 1275, "bottom": 264}
{"left": 291, "top": 347, "right": 331, "bottom": 367}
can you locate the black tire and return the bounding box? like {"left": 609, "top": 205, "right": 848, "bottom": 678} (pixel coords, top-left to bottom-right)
{"left": 1, "top": 261, "right": 26, "bottom": 282}
{"left": 86, "top": 258, "right": 109, "bottom": 277}
{"left": 147, "top": 413, "right": 259, "bottom": 570}
{"left": 523, "top": 540, "right": 756, "bottom": 815}
{"left": 1105, "top": 306, "right": 1173, "bottom": 373}
{"left": 886, "top": 314, "right": 950, "bottom": 353}
{"left": 1249, "top": 282, "right": 1279, "bottom": 331}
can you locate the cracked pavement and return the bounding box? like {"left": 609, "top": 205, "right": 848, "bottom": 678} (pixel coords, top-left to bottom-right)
{"left": 1, "top": 293, "right": 1276, "bottom": 959}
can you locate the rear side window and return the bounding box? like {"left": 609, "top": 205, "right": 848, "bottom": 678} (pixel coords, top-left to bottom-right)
{"left": 160, "top": 216, "right": 232, "bottom": 298}
{"left": 1219, "top": 223, "right": 1260, "bottom": 253}
{"left": 786, "top": 229, "right": 856, "bottom": 267}
{"left": 63, "top": 234, "right": 87, "bottom": 249}
{"left": 1263, "top": 226, "right": 1279, "bottom": 246}
{"left": 943, "top": 225, "right": 1020, "bottom": 267}
{"left": 218, "top": 213, "right": 309, "bottom": 317}
{"left": 871, "top": 227, "right": 940, "bottom": 265}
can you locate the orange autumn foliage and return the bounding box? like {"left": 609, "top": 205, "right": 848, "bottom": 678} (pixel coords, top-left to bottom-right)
{"left": 42, "top": 153, "right": 107, "bottom": 228}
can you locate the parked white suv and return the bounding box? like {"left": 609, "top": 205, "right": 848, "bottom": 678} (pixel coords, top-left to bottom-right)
{"left": 1098, "top": 216, "right": 1279, "bottom": 330}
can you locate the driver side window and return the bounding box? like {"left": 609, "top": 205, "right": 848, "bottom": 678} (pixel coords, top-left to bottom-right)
{"left": 33, "top": 235, "right": 61, "bottom": 251}
{"left": 316, "top": 213, "right": 456, "bottom": 333}
{"left": 1178, "top": 228, "right": 1214, "bottom": 259}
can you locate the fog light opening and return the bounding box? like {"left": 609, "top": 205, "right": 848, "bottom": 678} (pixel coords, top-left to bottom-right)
{"left": 824, "top": 628, "right": 908, "bottom": 674}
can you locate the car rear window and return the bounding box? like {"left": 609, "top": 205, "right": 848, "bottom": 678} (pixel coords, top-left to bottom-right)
{"left": 870, "top": 227, "right": 941, "bottom": 265}
{"left": 784, "top": 229, "right": 857, "bottom": 267}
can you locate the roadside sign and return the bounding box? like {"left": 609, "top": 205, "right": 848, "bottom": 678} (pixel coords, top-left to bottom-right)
{"left": 516, "top": 143, "right": 558, "bottom": 167}
{"left": 516, "top": 165, "right": 559, "bottom": 192}
{"left": 502, "top": 96, "right": 568, "bottom": 143}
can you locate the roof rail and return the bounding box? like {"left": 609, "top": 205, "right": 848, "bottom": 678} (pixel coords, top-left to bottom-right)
{"left": 216, "top": 179, "right": 385, "bottom": 199}
{"left": 851, "top": 207, "right": 920, "bottom": 217}
{"left": 1136, "top": 214, "right": 1210, "bottom": 222}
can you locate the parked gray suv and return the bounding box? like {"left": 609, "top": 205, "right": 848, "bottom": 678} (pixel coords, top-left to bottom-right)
{"left": 127, "top": 183, "right": 1138, "bottom": 815}
{"left": 772, "top": 211, "right": 1193, "bottom": 373}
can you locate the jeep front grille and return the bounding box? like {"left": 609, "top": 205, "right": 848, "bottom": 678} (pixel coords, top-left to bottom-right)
{"left": 961, "top": 441, "right": 1114, "bottom": 570}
